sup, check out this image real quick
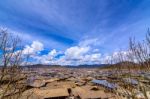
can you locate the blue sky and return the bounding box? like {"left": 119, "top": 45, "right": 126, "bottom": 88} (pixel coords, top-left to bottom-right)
{"left": 0, "top": 0, "right": 150, "bottom": 65}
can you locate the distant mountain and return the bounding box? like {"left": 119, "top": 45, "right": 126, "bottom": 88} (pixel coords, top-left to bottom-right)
{"left": 22, "top": 64, "right": 108, "bottom": 68}
{"left": 101, "top": 61, "right": 139, "bottom": 69}
{"left": 64, "top": 64, "right": 108, "bottom": 68}
{"left": 22, "top": 64, "right": 63, "bottom": 68}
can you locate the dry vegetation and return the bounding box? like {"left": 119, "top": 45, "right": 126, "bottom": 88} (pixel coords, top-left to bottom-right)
{"left": 0, "top": 29, "right": 29, "bottom": 99}
{"left": 0, "top": 28, "right": 150, "bottom": 99}
{"left": 103, "top": 30, "right": 150, "bottom": 99}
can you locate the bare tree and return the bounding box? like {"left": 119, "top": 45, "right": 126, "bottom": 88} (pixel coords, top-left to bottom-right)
{"left": 128, "top": 37, "right": 150, "bottom": 99}
{"left": 105, "top": 30, "right": 150, "bottom": 99}
{"left": 0, "top": 29, "right": 29, "bottom": 99}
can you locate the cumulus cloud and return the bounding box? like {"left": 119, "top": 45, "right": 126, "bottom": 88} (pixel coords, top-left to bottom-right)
{"left": 25, "top": 38, "right": 103, "bottom": 65}
{"left": 53, "top": 38, "right": 103, "bottom": 65}
{"left": 15, "top": 39, "right": 126, "bottom": 65}
{"left": 34, "top": 49, "right": 58, "bottom": 64}
{"left": 23, "top": 41, "right": 44, "bottom": 55}
{"left": 65, "top": 46, "right": 90, "bottom": 60}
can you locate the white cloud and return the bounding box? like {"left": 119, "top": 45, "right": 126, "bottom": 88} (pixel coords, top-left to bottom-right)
{"left": 79, "top": 38, "right": 99, "bottom": 47}
{"left": 33, "top": 49, "right": 58, "bottom": 64}
{"left": 84, "top": 53, "right": 101, "bottom": 62}
{"left": 93, "top": 49, "right": 99, "bottom": 52}
{"left": 22, "top": 38, "right": 102, "bottom": 66}
{"left": 48, "top": 49, "right": 57, "bottom": 57}
{"left": 100, "top": 50, "right": 135, "bottom": 64}
{"left": 13, "top": 39, "right": 126, "bottom": 65}
{"left": 54, "top": 39, "right": 103, "bottom": 65}
{"left": 23, "top": 41, "right": 44, "bottom": 55}
{"left": 65, "top": 46, "right": 90, "bottom": 60}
